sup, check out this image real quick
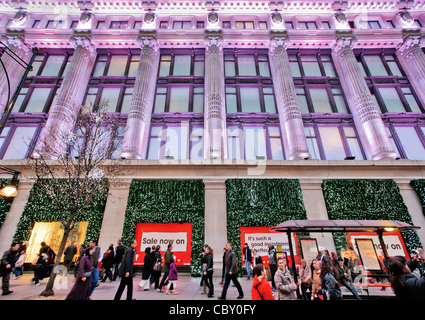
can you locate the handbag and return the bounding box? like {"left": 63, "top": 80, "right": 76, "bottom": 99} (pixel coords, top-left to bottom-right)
{"left": 153, "top": 261, "right": 162, "bottom": 272}
{"left": 84, "top": 271, "right": 92, "bottom": 278}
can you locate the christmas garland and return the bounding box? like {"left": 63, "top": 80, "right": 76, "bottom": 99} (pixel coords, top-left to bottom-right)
{"left": 121, "top": 180, "right": 205, "bottom": 276}
{"left": 13, "top": 179, "right": 108, "bottom": 245}
{"left": 322, "top": 179, "right": 421, "bottom": 254}
{"left": 226, "top": 179, "right": 307, "bottom": 276}
{"left": 0, "top": 178, "right": 15, "bottom": 228}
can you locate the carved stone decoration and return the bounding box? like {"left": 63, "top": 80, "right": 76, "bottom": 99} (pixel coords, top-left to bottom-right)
{"left": 269, "top": 36, "right": 310, "bottom": 160}
{"left": 204, "top": 35, "right": 227, "bottom": 159}
{"left": 397, "top": 35, "right": 425, "bottom": 110}
{"left": 0, "top": 35, "right": 32, "bottom": 113}
{"left": 120, "top": 35, "right": 159, "bottom": 159}
{"left": 332, "top": 36, "right": 398, "bottom": 160}
{"left": 34, "top": 35, "right": 96, "bottom": 159}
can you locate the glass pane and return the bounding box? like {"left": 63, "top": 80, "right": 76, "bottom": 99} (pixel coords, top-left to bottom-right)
{"left": 240, "top": 87, "right": 261, "bottom": 112}
{"left": 378, "top": 87, "right": 405, "bottom": 112}
{"left": 268, "top": 127, "right": 284, "bottom": 160}
{"left": 159, "top": 56, "right": 171, "bottom": 77}
{"left": 190, "top": 127, "right": 203, "bottom": 159}
{"left": 153, "top": 88, "right": 166, "bottom": 113}
{"left": 128, "top": 59, "right": 139, "bottom": 77}
{"left": 100, "top": 87, "right": 121, "bottom": 112}
{"left": 41, "top": 56, "right": 65, "bottom": 76}
{"left": 347, "top": 138, "right": 364, "bottom": 160}
{"left": 227, "top": 127, "right": 241, "bottom": 160}
{"left": 296, "top": 89, "right": 309, "bottom": 114}
{"left": 394, "top": 127, "right": 425, "bottom": 160}
{"left": 28, "top": 60, "right": 42, "bottom": 77}
{"left": 25, "top": 88, "right": 51, "bottom": 112}
{"left": 93, "top": 58, "right": 107, "bottom": 77}
{"left": 244, "top": 127, "right": 267, "bottom": 160}
{"left": 364, "top": 55, "right": 388, "bottom": 76}
{"left": 322, "top": 61, "right": 336, "bottom": 77}
{"left": 387, "top": 61, "right": 403, "bottom": 77}
{"left": 318, "top": 127, "right": 346, "bottom": 160}
{"left": 193, "top": 91, "right": 204, "bottom": 113}
{"left": 107, "top": 56, "right": 127, "bottom": 76}
{"left": 12, "top": 87, "right": 28, "bottom": 112}
{"left": 289, "top": 61, "right": 301, "bottom": 77}
{"left": 169, "top": 87, "right": 190, "bottom": 112}
{"left": 173, "top": 55, "right": 191, "bottom": 76}
{"left": 226, "top": 93, "right": 237, "bottom": 113}
{"left": 121, "top": 88, "right": 133, "bottom": 114}
{"left": 147, "top": 127, "right": 163, "bottom": 159}
{"left": 309, "top": 88, "right": 332, "bottom": 113}
{"left": 301, "top": 56, "right": 321, "bottom": 76}
{"left": 237, "top": 55, "right": 256, "bottom": 76}
{"left": 264, "top": 94, "right": 277, "bottom": 113}
{"left": 3, "top": 127, "right": 36, "bottom": 159}
{"left": 165, "top": 126, "right": 188, "bottom": 159}
{"left": 225, "top": 61, "right": 236, "bottom": 77}
{"left": 405, "top": 94, "right": 421, "bottom": 113}
{"left": 333, "top": 94, "right": 348, "bottom": 113}
{"left": 194, "top": 61, "right": 204, "bottom": 76}
{"left": 258, "top": 61, "right": 270, "bottom": 77}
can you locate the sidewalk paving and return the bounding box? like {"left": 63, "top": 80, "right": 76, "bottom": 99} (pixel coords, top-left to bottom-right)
{"left": 0, "top": 272, "right": 395, "bottom": 300}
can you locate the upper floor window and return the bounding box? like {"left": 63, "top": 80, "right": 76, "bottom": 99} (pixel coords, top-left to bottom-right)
{"left": 110, "top": 21, "right": 128, "bottom": 29}
{"left": 158, "top": 53, "right": 204, "bottom": 77}
{"left": 173, "top": 21, "right": 191, "bottom": 29}
{"left": 298, "top": 21, "right": 317, "bottom": 29}
{"left": 236, "top": 21, "right": 254, "bottom": 29}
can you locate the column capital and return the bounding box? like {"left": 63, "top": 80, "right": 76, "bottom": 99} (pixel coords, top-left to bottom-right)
{"left": 397, "top": 34, "right": 424, "bottom": 54}
{"left": 1, "top": 34, "right": 31, "bottom": 54}
{"left": 204, "top": 34, "right": 223, "bottom": 53}
{"left": 69, "top": 35, "right": 96, "bottom": 56}
{"left": 332, "top": 36, "right": 357, "bottom": 55}
{"left": 137, "top": 35, "right": 159, "bottom": 52}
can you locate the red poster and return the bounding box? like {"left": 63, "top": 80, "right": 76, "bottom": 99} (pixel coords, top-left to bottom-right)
{"left": 134, "top": 223, "right": 192, "bottom": 266}
{"left": 240, "top": 226, "right": 300, "bottom": 268}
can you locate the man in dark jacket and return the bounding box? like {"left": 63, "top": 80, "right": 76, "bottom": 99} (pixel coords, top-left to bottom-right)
{"left": 113, "top": 239, "right": 125, "bottom": 281}
{"left": 243, "top": 243, "right": 252, "bottom": 280}
{"left": 218, "top": 242, "right": 244, "bottom": 300}
{"left": 114, "top": 239, "right": 137, "bottom": 300}
{"left": 0, "top": 242, "right": 19, "bottom": 295}
{"left": 63, "top": 241, "right": 77, "bottom": 272}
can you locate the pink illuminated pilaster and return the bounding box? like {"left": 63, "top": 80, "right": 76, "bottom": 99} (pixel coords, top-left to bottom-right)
{"left": 396, "top": 35, "right": 425, "bottom": 107}
{"left": 0, "top": 35, "right": 32, "bottom": 112}
{"left": 269, "top": 36, "right": 310, "bottom": 160}
{"left": 332, "top": 36, "right": 398, "bottom": 160}
{"left": 204, "top": 35, "right": 227, "bottom": 159}
{"left": 120, "top": 35, "right": 159, "bottom": 159}
{"left": 34, "top": 35, "right": 96, "bottom": 158}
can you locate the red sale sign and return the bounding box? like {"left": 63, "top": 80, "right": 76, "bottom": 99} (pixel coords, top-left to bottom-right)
{"left": 134, "top": 223, "right": 192, "bottom": 266}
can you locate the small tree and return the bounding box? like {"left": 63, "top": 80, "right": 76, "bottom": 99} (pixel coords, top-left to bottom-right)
{"left": 30, "top": 105, "right": 125, "bottom": 297}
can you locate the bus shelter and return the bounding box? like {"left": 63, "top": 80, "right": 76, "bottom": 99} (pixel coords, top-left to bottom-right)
{"left": 270, "top": 220, "right": 421, "bottom": 286}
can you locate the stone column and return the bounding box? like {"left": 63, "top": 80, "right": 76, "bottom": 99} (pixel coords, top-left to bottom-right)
{"left": 0, "top": 181, "right": 33, "bottom": 255}
{"left": 120, "top": 36, "right": 159, "bottom": 159}
{"left": 332, "top": 36, "right": 398, "bottom": 160}
{"left": 0, "top": 35, "right": 32, "bottom": 112}
{"left": 98, "top": 181, "right": 131, "bottom": 250}
{"left": 396, "top": 35, "right": 425, "bottom": 108}
{"left": 204, "top": 35, "right": 227, "bottom": 159}
{"left": 204, "top": 178, "right": 227, "bottom": 276}
{"left": 34, "top": 35, "right": 96, "bottom": 158}
{"left": 269, "top": 36, "right": 310, "bottom": 160}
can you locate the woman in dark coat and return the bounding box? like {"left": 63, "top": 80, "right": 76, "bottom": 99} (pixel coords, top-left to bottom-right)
{"left": 150, "top": 245, "right": 162, "bottom": 289}
{"left": 101, "top": 245, "right": 115, "bottom": 282}
{"left": 138, "top": 247, "right": 154, "bottom": 290}
{"left": 66, "top": 247, "right": 93, "bottom": 300}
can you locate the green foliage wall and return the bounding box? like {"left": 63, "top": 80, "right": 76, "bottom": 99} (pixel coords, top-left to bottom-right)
{"left": 121, "top": 180, "right": 205, "bottom": 276}
{"left": 226, "top": 179, "right": 307, "bottom": 275}
{"left": 322, "top": 179, "right": 421, "bottom": 253}
{"left": 0, "top": 179, "right": 14, "bottom": 228}
{"left": 13, "top": 180, "right": 108, "bottom": 245}
{"left": 410, "top": 180, "right": 425, "bottom": 217}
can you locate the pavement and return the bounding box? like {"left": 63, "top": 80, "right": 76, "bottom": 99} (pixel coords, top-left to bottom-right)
{"left": 0, "top": 271, "right": 395, "bottom": 301}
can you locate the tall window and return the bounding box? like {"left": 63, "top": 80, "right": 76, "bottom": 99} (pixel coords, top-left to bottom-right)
{"left": 385, "top": 125, "right": 425, "bottom": 160}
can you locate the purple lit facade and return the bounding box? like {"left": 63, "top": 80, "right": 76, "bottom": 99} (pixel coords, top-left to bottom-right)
{"left": 0, "top": 0, "right": 425, "bottom": 263}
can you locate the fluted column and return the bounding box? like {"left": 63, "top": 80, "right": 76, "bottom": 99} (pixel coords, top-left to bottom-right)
{"left": 0, "top": 35, "right": 32, "bottom": 112}
{"left": 332, "top": 36, "right": 398, "bottom": 160}
{"left": 34, "top": 35, "right": 96, "bottom": 158}
{"left": 396, "top": 35, "right": 425, "bottom": 107}
{"left": 120, "top": 36, "right": 159, "bottom": 159}
{"left": 269, "top": 36, "right": 310, "bottom": 160}
{"left": 204, "top": 35, "right": 227, "bottom": 159}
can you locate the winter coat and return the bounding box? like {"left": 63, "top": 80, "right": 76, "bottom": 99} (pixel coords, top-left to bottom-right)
{"left": 225, "top": 250, "right": 238, "bottom": 274}
{"left": 311, "top": 269, "right": 322, "bottom": 297}
{"left": 142, "top": 250, "right": 154, "bottom": 280}
{"left": 66, "top": 255, "right": 93, "bottom": 300}
{"left": 274, "top": 267, "right": 297, "bottom": 300}
{"left": 163, "top": 250, "right": 173, "bottom": 273}
{"left": 204, "top": 252, "right": 214, "bottom": 272}
{"left": 321, "top": 272, "right": 343, "bottom": 300}
{"left": 251, "top": 275, "right": 275, "bottom": 300}
{"left": 168, "top": 262, "right": 178, "bottom": 281}
{"left": 395, "top": 273, "right": 425, "bottom": 300}
{"left": 114, "top": 244, "right": 125, "bottom": 263}
{"left": 299, "top": 264, "right": 312, "bottom": 285}
{"left": 118, "top": 247, "right": 135, "bottom": 278}
{"left": 64, "top": 244, "right": 77, "bottom": 262}
{"left": 0, "top": 249, "right": 17, "bottom": 275}
{"left": 268, "top": 248, "right": 277, "bottom": 265}
{"left": 102, "top": 250, "right": 115, "bottom": 270}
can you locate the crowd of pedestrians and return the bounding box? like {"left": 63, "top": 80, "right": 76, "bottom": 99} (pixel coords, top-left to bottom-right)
{"left": 1, "top": 239, "right": 424, "bottom": 301}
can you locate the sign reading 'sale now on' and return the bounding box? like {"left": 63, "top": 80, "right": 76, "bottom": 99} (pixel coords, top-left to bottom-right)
{"left": 134, "top": 223, "right": 192, "bottom": 266}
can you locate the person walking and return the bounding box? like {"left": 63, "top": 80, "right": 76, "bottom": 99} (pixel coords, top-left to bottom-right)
{"left": 63, "top": 241, "right": 77, "bottom": 272}
{"left": 200, "top": 244, "right": 208, "bottom": 295}
{"left": 203, "top": 245, "right": 214, "bottom": 298}
{"left": 88, "top": 239, "right": 102, "bottom": 297}
{"left": 158, "top": 244, "right": 173, "bottom": 293}
{"left": 65, "top": 247, "right": 94, "bottom": 300}
{"left": 138, "top": 247, "right": 154, "bottom": 291}
{"left": 251, "top": 264, "right": 275, "bottom": 300}
{"left": 311, "top": 258, "right": 322, "bottom": 300}
{"left": 318, "top": 255, "right": 342, "bottom": 300}
{"left": 114, "top": 240, "right": 137, "bottom": 300}
{"left": 113, "top": 239, "right": 125, "bottom": 281}
{"left": 32, "top": 246, "right": 49, "bottom": 286}
{"left": 100, "top": 244, "right": 114, "bottom": 282}
{"left": 165, "top": 256, "right": 179, "bottom": 295}
{"left": 388, "top": 249, "right": 425, "bottom": 300}
{"left": 0, "top": 242, "right": 19, "bottom": 295}
{"left": 299, "top": 259, "right": 312, "bottom": 300}
{"left": 218, "top": 242, "right": 244, "bottom": 300}
{"left": 243, "top": 243, "right": 252, "bottom": 280}
{"left": 151, "top": 245, "right": 162, "bottom": 289}
{"left": 73, "top": 244, "right": 86, "bottom": 278}
{"left": 335, "top": 257, "right": 362, "bottom": 300}
{"left": 219, "top": 247, "right": 226, "bottom": 285}
{"left": 274, "top": 257, "right": 297, "bottom": 300}
{"left": 13, "top": 248, "right": 26, "bottom": 279}
{"left": 268, "top": 244, "right": 277, "bottom": 289}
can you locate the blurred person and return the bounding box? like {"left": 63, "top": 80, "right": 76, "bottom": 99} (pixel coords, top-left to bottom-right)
{"left": 138, "top": 247, "right": 153, "bottom": 291}
{"left": 243, "top": 243, "right": 252, "bottom": 280}
{"left": 114, "top": 240, "right": 137, "bottom": 300}
{"left": 335, "top": 257, "right": 362, "bottom": 300}
{"left": 66, "top": 247, "right": 93, "bottom": 300}
{"left": 318, "top": 255, "right": 342, "bottom": 300}
{"left": 251, "top": 264, "right": 275, "bottom": 300}
{"left": 311, "top": 258, "right": 322, "bottom": 300}
{"left": 0, "top": 242, "right": 19, "bottom": 295}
